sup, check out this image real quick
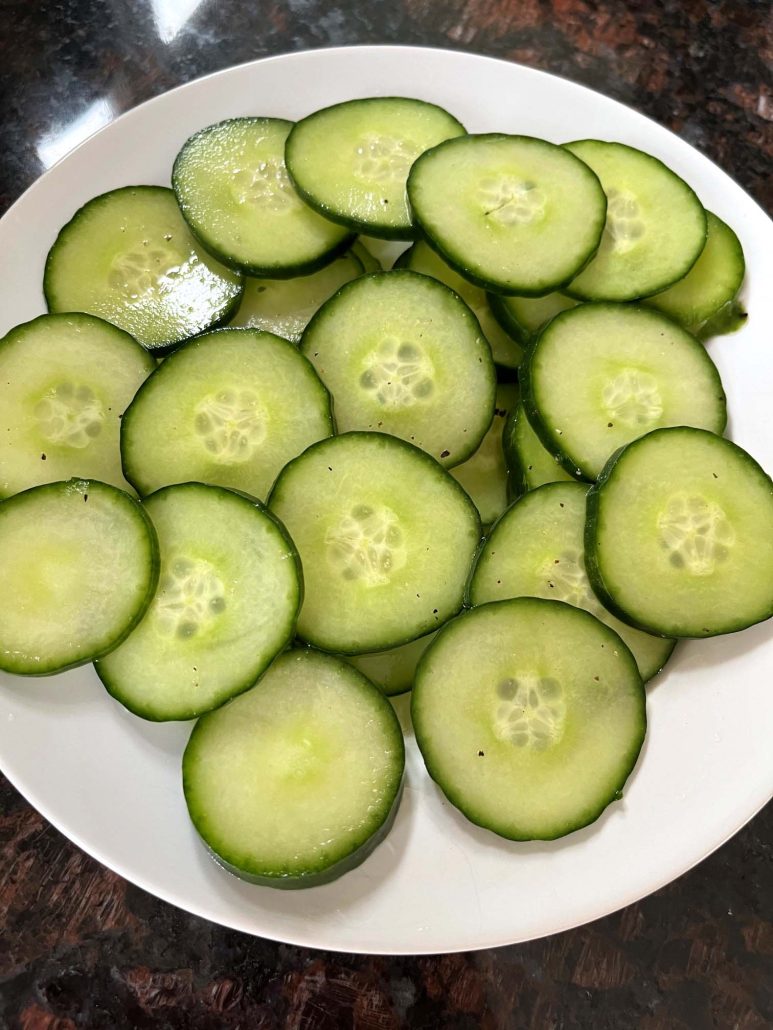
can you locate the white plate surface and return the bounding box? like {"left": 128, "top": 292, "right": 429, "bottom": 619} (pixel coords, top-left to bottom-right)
{"left": 1, "top": 46, "right": 771, "bottom": 955}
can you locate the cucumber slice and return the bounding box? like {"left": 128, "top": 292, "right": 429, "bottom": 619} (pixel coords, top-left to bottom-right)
{"left": 95, "top": 483, "right": 301, "bottom": 721}
{"left": 183, "top": 648, "right": 405, "bottom": 888}
{"left": 564, "top": 140, "right": 707, "bottom": 301}
{"left": 503, "top": 402, "right": 577, "bottom": 496}
{"left": 521, "top": 303, "right": 727, "bottom": 480}
{"left": 398, "top": 241, "right": 524, "bottom": 369}
{"left": 406, "top": 134, "right": 607, "bottom": 295}
{"left": 172, "top": 118, "right": 353, "bottom": 276}
{"left": 645, "top": 211, "right": 746, "bottom": 336}
{"left": 586, "top": 427, "right": 773, "bottom": 638}
{"left": 488, "top": 291, "right": 577, "bottom": 346}
{"left": 227, "top": 250, "right": 364, "bottom": 343}
{"left": 0, "top": 314, "right": 154, "bottom": 498}
{"left": 469, "top": 483, "right": 675, "bottom": 681}
{"left": 450, "top": 382, "right": 518, "bottom": 526}
{"left": 412, "top": 597, "right": 646, "bottom": 840}
{"left": 285, "top": 97, "right": 466, "bottom": 239}
{"left": 44, "top": 186, "right": 244, "bottom": 355}
{"left": 346, "top": 630, "right": 437, "bottom": 697}
{"left": 268, "top": 432, "right": 481, "bottom": 653}
{"left": 121, "top": 328, "right": 332, "bottom": 501}
{"left": 0, "top": 479, "right": 158, "bottom": 675}
{"left": 300, "top": 271, "right": 495, "bottom": 468}
{"left": 350, "top": 239, "right": 383, "bottom": 272}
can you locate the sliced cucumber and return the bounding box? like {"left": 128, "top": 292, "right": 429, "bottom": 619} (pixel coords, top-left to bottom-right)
{"left": 645, "top": 211, "right": 746, "bottom": 337}
{"left": 268, "top": 432, "right": 481, "bottom": 653}
{"left": 469, "top": 483, "right": 674, "bottom": 681}
{"left": 0, "top": 479, "right": 158, "bottom": 675}
{"left": 347, "top": 630, "right": 437, "bottom": 697}
{"left": 183, "top": 648, "right": 405, "bottom": 888}
{"left": 300, "top": 271, "right": 495, "bottom": 468}
{"left": 412, "top": 597, "right": 646, "bottom": 840}
{"left": 488, "top": 291, "right": 577, "bottom": 346}
{"left": 121, "top": 328, "right": 332, "bottom": 501}
{"left": 503, "top": 401, "right": 576, "bottom": 496}
{"left": 173, "top": 118, "right": 353, "bottom": 276}
{"left": 450, "top": 382, "right": 518, "bottom": 526}
{"left": 564, "top": 140, "right": 707, "bottom": 301}
{"left": 350, "top": 239, "right": 383, "bottom": 272}
{"left": 586, "top": 427, "right": 773, "bottom": 638}
{"left": 95, "top": 483, "right": 301, "bottom": 721}
{"left": 407, "top": 134, "right": 607, "bottom": 295}
{"left": 0, "top": 314, "right": 155, "bottom": 498}
{"left": 285, "top": 97, "right": 466, "bottom": 239}
{"left": 398, "top": 241, "right": 524, "bottom": 368}
{"left": 521, "top": 303, "right": 727, "bottom": 480}
{"left": 228, "top": 250, "right": 364, "bottom": 343}
{"left": 44, "top": 186, "right": 244, "bottom": 355}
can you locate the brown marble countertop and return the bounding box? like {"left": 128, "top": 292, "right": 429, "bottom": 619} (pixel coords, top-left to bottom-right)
{"left": 1, "top": 2, "right": 771, "bottom": 1027}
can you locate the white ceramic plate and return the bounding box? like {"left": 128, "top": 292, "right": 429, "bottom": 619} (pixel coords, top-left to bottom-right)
{"left": 1, "top": 46, "right": 771, "bottom": 955}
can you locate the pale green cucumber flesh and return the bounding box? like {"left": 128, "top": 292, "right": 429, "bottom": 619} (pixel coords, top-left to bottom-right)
{"left": 95, "top": 483, "right": 301, "bottom": 721}
{"left": 346, "top": 630, "right": 437, "bottom": 696}
{"left": 586, "top": 427, "right": 773, "bottom": 637}
{"left": 412, "top": 597, "right": 646, "bottom": 840}
{"left": 451, "top": 382, "right": 518, "bottom": 526}
{"left": 183, "top": 649, "right": 405, "bottom": 887}
{"left": 503, "top": 402, "right": 577, "bottom": 497}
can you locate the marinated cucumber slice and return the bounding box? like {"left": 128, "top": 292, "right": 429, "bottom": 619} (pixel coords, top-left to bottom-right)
{"left": 121, "top": 328, "right": 332, "bottom": 500}
{"left": 358, "top": 236, "right": 407, "bottom": 268}
{"left": 521, "top": 304, "right": 727, "bottom": 480}
{"left": 412, "top": 597, "right": 646, "bottom": 840}
{"left": 469, "top": 483, "right": 675, "bottom": 681}
{"left": 503, "top": 402, "right": 576, "bottom": 496}
{"left": 268, "top": 432, "right": 481, "bottom": 653}
{"left": 407, "top": 134, "right": 607, "bottom": 295}
{"left": 183, "top": 648, "right": 405, "bottom": 888}
{"left": 350, "top": 239, "right": 383, "bottom": 272}
{"left": 300, "top": 271, "right": 495, "bottom": 468}
{"left": 96, "top": 483, "right": 301, "bottom": 721}
{"left": 398, "top": 241, "right": 524, "bottom": 368}
{"left": 285, "top": 97, "right": 466, "bottom": 239}
{"left": 173, "top": 118, "right": 353, "bottom": 276}
{"left": 347, "top": 630, "right": 437, "bottom": 697}
{"left": 228, "top": 250, "right": 364, "bottom": 343}
{"left": 44, "top": 186, "right": 244, "bottom": 355}
{"left": 645, "top": 211, "right": 746, "bottom": 337}
{"left": 586, "top": 427, "right": 773, "bottom": 638}
{"left": 0, "top": 314, "right": 155, "bottom": 498}
{"left": 0, "top": 479, "right": 158, "bottom": 675}
{"left": 564, "top": 140, "right": 707, "bottom": 301}
{"left": 488, "top": 291, "right": 577, "bottom": 346}
{"left": 451, "top": 382, "right": 518, "bottom": 526}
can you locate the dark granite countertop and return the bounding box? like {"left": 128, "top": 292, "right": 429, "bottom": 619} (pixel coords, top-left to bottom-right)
{"left": 1, "top": 3, "right": 771, "bottom": 1027}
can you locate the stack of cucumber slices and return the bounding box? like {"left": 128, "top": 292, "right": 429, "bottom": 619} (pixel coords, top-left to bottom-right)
{"left": 1, "top": 95, "right": 770, "bottom": 890}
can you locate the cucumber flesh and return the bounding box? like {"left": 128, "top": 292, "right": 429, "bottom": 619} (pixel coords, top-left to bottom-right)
{"left": 346, "top": 630, "right": 437, "bottom": 696}
{"left": 183, "top": 648, "right": 405, "bottom": 887}
{"left": 451, "top": 382, "right": 518, "bottom": 526}
{"left": 503, "top": 402, "right": 576, "bottom": 496}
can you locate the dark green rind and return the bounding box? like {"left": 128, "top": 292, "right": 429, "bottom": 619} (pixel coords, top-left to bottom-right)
{"left": 44, "top": 185, "right": 245, "bottom": 357}
{"left": 182, "top": 650, "right": 405, "bottom": 888}
{"left": 0, "top": 479, "right": 159, "bottom": 676}
{"left": 694, "top": 300, "right": 748, "bottom": 342}
{"left": 285, "top": 97, "right": 466, "bottom": 241}
{"left": 411, "top": 597, "right": 647, "bottom": 841}
{"left": 487, "top": 293, "right": 530, "bottom": 346}
{"left": 584, "top": 428, "right": 773, "bottom": 638}
{"left": 406, "top": 134, "right": 607, "bottom": 297}
{"left": 94, "top": 482, "right": 303, "bottom": 722}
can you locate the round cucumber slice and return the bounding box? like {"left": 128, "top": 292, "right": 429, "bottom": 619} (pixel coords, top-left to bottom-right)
{"left": 173, "top": 118, "right": 353, "bottom": 276}
{"left": 95, "top": 483, "right": 302, "bottom": 721}
{"left": 0, "top": 479, "right": 158, "bottom": 675}
{"left": 121, "top": 328, "right": 333, "bottom": 501}
{"left": 407, "top": 134, "right": 607, "bottom": 295}
{"left": 586, "top": 427, "right": 773, "bottom": 638}
{"left": 301, "top": 270, "right": 496, "bottom": 468}
{"left": 564, "top": 140, "right": 708, "bottom": 301}
{"left": 268, "top": 432, "right": 481, "bottom": 653}
{"left": 503, "top": 402, "right": 577, "bottom": 496}
{"left": 183, "top": 648, "right": 405, "bottom": 888}
{"left": 412, "top": 597, "right": 646, "bottom": 841}
{"left": 469, "top": 482, "right": 675, "bottom": 681}
{"left": 44, "top": 186, "right": 244, "bottom": 355}
{"left": 0, "top": 313, "right": 155, "bottom": 498}
{"left": 346, "top": 630, "right": 437, "bottom": 697}
{"left": 285, "top": 97, "right": 466, "bottom": 239}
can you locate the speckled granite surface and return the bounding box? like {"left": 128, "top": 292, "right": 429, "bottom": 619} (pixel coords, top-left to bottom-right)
{"left": 1, "top": 2, "right": 771, "bottom": 1027}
